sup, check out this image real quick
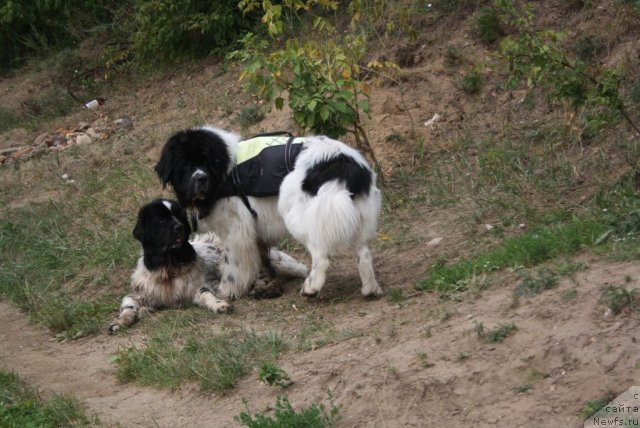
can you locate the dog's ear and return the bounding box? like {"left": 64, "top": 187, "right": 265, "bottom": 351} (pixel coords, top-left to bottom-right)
{"left": 154, "top": 147, "right": 173, "bottom": 188}
{"left": 178, "top": 205, "right": 192, "bottom": 237}
{"left": 132, "top": 217, "right": 145, "bottom": 243}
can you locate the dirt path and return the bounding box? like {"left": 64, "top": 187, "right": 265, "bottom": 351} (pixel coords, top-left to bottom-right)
{"left": 0, "top": 302, "right": 223, "bottom": 427}
{"left": 2, "top": 257, "right": 639, "bottom": 427}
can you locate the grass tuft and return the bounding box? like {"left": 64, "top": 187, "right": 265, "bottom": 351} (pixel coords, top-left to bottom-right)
{"left": 0, "top": 368, "right": 98, "bottom": 427}
{"left": 258, "top": 362, "right": 292, "bottom": 388}
{"left": 417, "top": 219, "right": 608, "bottom": 293}
{"left": 513, "top": 268, "right": 558, "bottom": 297}
{"left": 237, "top": 395, "right": 340, "bottom": 428}
{"left": 475, "top": 322, "right": 517, "bottom": 343}
{"left": 580, "top": 391, "right": 618, "bottom": 419}
{"left": 115, "top": 328, "right": 288, "bottom": 393}
{"left": 599, "top": 285, "right": 639, "bottom": 315}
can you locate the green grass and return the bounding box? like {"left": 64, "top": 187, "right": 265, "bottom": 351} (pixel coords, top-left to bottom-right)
{"left": 0, "top": 158, "right": 155, "bottom": 338}
{"left": 417, "top": 219, "right": 608, "bottom": 293}
{"left": 580, "top": 391, "right": 618, "bottom": 419}
{"left": 0, "top": 368, "right": 99, "bottom": 427}
{"left": 513, "top": 268, "right": 558, "bottom": 297}
{"left": 258, "top": 362, "right": 292, "bottom": 388}
{"left": 475, "top": 322, "right": 517, "bottom": 343}
{"left": 115, "top": 327, "right": 288, "bottom": 393}
{"left": 599, "top": 285, "right": 639, "bottom": 315}
{"left": 237, "top": 105, "right": 265, "bottom": 129}
{"left": 459, "top": 68, "right": 484, "bottom": 94}
{"left": 237, "top": 395, "right": 340, "bottom": 428}
{"left": 473, "top": 7, "right": 503, "bottom": 45}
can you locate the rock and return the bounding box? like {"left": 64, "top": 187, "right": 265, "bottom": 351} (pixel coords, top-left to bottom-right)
{"left": 426, "top": 237, "right": 444, "bottom": 248}
{"left": 85, "top": 127, "right": 100, "bottom": 140}
{"left": 75, "top": 134, "right": 92, "bottom": 145}
{"left": 114, "top": 116, "right": 134, "bottom": 130}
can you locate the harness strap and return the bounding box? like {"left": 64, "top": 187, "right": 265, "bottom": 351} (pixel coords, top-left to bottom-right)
{"left": 231, "top": 165, "right": 258, "bottom": 218}
{"left": 284, "top": 135, "right": 296, "bottom": 172}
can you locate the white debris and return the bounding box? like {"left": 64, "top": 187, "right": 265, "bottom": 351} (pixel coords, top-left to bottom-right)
{"left": 424, "top": 113, "right": 442, "bottom": 128}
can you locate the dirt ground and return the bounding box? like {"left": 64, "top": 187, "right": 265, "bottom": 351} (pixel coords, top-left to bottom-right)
{"left": 2, "top": 1, "right": 640, "bottom": 426}
{"left": 1, "top": 256, "right": 638, "bottom": 427}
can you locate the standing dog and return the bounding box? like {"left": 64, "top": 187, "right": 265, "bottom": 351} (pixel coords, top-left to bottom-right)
{"left": 154, "top": 127, "right": 382, "bottom": 300}
{"left": 109, "top": 198, "right": 307, "bottom": 332}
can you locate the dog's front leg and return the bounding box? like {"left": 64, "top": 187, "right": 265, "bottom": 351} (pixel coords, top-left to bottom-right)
{"left": 109, "top": 296, "right": 141, "bottom": 333}
{"left": 217, "top": 238, "right": 262, "bottom": 300}
{"left": 193, "top": 287, "right": 232, "bottom": 313}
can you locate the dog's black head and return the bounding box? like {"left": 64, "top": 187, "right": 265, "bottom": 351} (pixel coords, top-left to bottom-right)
{"left": 154, "top": 129, "right": 231, "bottom": 216}
{"left": 133, "top": 199, "right": 196, "bottom": 270}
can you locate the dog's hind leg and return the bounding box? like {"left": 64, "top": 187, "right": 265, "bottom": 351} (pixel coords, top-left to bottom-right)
{"left": 300, "top": 247, "right": 330, "bottom": 298}
{"left": 194, "top": 288, "right": 232, "bottom": 313}
{"left": 109, "top": 296, "right": 140, "bottom": 333}
{"left": 357, "top": 246, "right": 382, "bottom": 298}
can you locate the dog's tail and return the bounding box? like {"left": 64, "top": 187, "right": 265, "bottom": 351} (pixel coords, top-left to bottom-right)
{"left": 306, "top": 181, "right": 359, "bottom": 251}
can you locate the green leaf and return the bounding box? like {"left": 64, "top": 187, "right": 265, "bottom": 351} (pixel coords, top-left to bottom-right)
{"left": 275, "top": 97, "right": 284, "bottom": 110}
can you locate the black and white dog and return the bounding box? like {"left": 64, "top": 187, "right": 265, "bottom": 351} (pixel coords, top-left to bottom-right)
{"left": 154, "top": 127, "right": 382, "bottom": 300}
{"left": 109, "top": 198, "right": 308, "bottom": 332}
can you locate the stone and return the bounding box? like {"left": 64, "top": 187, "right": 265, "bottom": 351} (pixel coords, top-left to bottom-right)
{"left": 75, "top": 134, "right": 92, "bottom": 145}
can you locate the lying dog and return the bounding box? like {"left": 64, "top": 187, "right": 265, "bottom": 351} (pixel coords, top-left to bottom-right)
{"left": 154, "top": 128, "right": 382, "bottom": 300}
{"left": 109, "top": 198, "right": 307, "bottom": 332}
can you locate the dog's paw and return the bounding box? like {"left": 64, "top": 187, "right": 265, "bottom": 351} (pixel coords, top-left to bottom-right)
{"left": 215, "top": 300, "right": 233, "bottom": 314}
{"left": 300, "top": 289, "right": 319, "bottom": 299}
{"left": 108, "top": 323, "right": 120, "bottom": 334}
{"left": 363, "top": 289, "right": 384, "bottom": 300}
{"left": 250, "top": 278, "right": 283, "bottom": 299}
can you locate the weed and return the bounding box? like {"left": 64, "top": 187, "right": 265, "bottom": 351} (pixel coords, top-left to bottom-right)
{"left": 385, "top": 133, "right": 406, "bottom": 143}
{"left": 473, "top": 7, "right": 503, "bottom": 45}
{"left": 115, "top": 328, "right": 288, "bottom": 393}
{"left": 237, "top": 105, "right": 265, "bottom": 129}
{"left": 457, "top": 351, "right": 470, "bottom": 361}
{"left": 258, "top": 363, "right": 292, "bottom": 388}
{"left": 575, "top": 36, "right": 605, "bottom": 63}
{"left": 459, "top": 67, "right": 484, "bottom": 94}
{"left": 0, "top": 368, "right": 98, "bottom": 426}
{"left": 599, "top": 285, "right": 639, "bottom": 315}
{"left": 561, "top": 289, "right": 578, "bottom": 301}
{"left": 512, "top": 384, "right": 533, "bottom": 394}
{"left": 513, "top": 268, "right": 558, "bottom": 297}
{"left": 386, "top": 289, "right": 405, "bottom": 303}
{"left": 580, "top": 391, "right": 618, "bottom": 419}
{"left": 444, "top": 45, "right": 464, "bottom": 67}
{"left": 554, "top": 261, "right": 587, "bottom": 276}
{"left": 237, "top": 395, "right": 340, "bottom": 428}
{"left": 417, "top": 352, "right": 435, "bottom": 368}
{"left": 473, "top": 321, "right": 484, "bottom": 338}
{"left": 476, "top": 322, "right": 517, "bottom": 343}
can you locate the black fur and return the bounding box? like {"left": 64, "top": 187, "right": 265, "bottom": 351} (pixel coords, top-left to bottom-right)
{"left": 133, "top": 199, "right": 196, "bottom": 271}
{"left": 154, "top": 129, "right": 232, "bottom": 217}
{"left": 301, "top": 154, "right": 372, "bottom": 198}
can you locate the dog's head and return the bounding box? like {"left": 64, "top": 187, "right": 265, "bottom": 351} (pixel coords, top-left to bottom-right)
{"left": 154, "top": 128, "right": 233, "bottom": 213}
{"left": 133, "top": 199, "right": 192, "bottom": 251}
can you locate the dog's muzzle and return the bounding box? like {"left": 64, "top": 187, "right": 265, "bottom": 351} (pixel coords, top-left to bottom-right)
{"left": 192, "top": 169, "right": 209, "bottom": 199}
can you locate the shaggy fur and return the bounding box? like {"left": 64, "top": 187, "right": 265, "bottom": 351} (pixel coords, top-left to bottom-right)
{"left": 154, "top": 127, "right": 382, "bottom": 300}
{"left": 109, "top": 199, "right": 307, "bottom": 332}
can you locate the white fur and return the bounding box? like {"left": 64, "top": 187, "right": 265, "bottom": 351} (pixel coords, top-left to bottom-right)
{"left": 197, "top": 132, "right": 382, "bottom": 299}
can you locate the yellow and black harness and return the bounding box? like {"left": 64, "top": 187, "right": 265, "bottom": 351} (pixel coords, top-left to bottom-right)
{"left": 216, "top": 132, "right": 304, "bottom": 217}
